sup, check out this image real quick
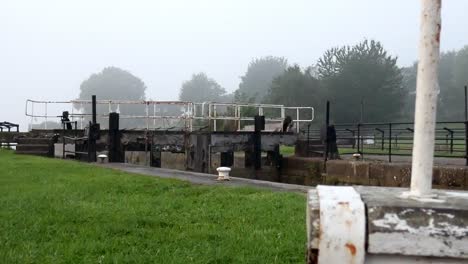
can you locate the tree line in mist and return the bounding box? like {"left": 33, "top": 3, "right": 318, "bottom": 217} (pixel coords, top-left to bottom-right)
{"left": 67, "top": 39, "right": 468, "bottom": 128}
{"left": 179, "top": 39, "right": 468, "bottom": 124}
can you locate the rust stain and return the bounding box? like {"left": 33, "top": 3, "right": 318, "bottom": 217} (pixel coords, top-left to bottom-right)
{"left": 345, "top": 243, "right": 356, "bottom": 256}
{"left": 345, "top": 220, "right": 352, "bottom": 228}
{"left": 435, "top": 23, "right": 441, "bottom": 43}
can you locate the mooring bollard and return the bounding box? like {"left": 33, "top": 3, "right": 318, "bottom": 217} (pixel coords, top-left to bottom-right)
{"left": 97, "top": 154, "right": 107, "bottom": 163}
{"left": 352, "top": 153, "right": 361, "bottom": 161}
{"left": 216, "top": 167, "right": 231, "bottom": 181}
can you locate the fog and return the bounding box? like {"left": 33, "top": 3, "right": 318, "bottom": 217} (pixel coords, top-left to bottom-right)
{"left": 1, "top": 0, "right": 467, "bottom": 131}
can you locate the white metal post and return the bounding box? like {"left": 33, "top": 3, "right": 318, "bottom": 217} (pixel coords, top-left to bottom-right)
{"left": 296, "top": 108, "right": 300, "bottom": 133}
{"left": 208, "top": 104, "right": 212, "bottom": 131}
{"left": 237, "top": 106, "right": 241, "bottom": 131}
{"left": 410, "top": 0, "right": 442, "bottom": 197}
{"left": 153, "top": 104, "right": 156, "bottom": 129}
{"left": 146, "top": 103, "right": 149, "bottom": 130}
{"left": 80, "top": 103, "right": 83, "bottom": 129}
{"left": 31, "top": 102, "right": 34, "bottom": 131}
{"left": 213, "top": 105, "right": 217, "bottom": 132}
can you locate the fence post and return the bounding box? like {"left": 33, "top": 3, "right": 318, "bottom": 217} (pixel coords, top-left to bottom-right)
{"left": 389, "top": 123, "right": 392, "bottom": 163}
{"left": 307, "top": 123, "right": 311, "bottom": 156}
{"left": 450, "top": 130, "right": 453, "bottom": 154}
{"left": 324, "top": 101, "right": 330, "bottom": 163}
{"left": 464, "top": 85, "right": 467, "bottom": 121}
{"left": 375, "top": 128, "right": 384, "bottom": 151}
{"left": 465, "top": 121, "right": 468, "bottom": 166}
{"left": 357, "top": 123, "right": 361, "bottom": 154}
{"left": 381, "top": 130, "right": 384, "bottom": 151}
{"left": 465, "top": 86, "right": 468, "bottom": 165}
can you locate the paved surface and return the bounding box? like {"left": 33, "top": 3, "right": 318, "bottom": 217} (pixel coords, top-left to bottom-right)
{"left": 343, "top": 154, "right": 467, "bottom": 166}
{"left": 97, "top": 163, "right": 309, "bottom": 193}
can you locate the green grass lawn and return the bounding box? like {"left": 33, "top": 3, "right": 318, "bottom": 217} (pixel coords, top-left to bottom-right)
{"left": 280, "top": 146, "right": 295, "bottom": 156}
{"left": 0, "top": 150, "right": 306, "bottom": 263}
{"left": 280, "top": 144, "right": 465, "bottom": 158}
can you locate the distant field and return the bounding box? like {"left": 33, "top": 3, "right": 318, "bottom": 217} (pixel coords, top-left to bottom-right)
{"left": 280, "top": 141, "right": 465, "bottom": 158}
{"left": 280, "top": 145, "right": 295, "bottom": 156}
{"left": 0, "top": 150, "right": 306, "bottom": 263}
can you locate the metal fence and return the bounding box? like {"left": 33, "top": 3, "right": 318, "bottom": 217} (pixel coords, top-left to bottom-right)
{"left": 303, "top": 121, "right": 468, "bottom": 165}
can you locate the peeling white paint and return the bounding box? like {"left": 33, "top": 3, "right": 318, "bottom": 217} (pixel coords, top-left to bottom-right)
{"left": 317, "top": 186, "right": 365, "bottom": 264}
{"left": 444, "top": 191, "right": 468, "bottom": 198}
{"left": 438, "top": 213, "right": 455, "bottom": 219}
{"left": 372, "top": 213, "right": 468, "bottom": 238}
{"left": 369, "top": 232, "right": 468, "bottom": 259}
{"left": 421, "top": 209, "right": 435, "bottom": 215}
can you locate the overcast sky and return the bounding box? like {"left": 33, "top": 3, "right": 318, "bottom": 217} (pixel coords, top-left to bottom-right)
{"left": 1, "top": 0, "right": 467, "bottom": 130}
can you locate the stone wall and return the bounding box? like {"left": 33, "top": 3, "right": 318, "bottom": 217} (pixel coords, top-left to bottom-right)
{"left": 160, "top": 152, "right": 186, "bottom": 171}
{"left": 122, "top": 150, "right": 468, "bottom": 190}
{"left": 324, "top": 160, "right": 468, "bottom": 190}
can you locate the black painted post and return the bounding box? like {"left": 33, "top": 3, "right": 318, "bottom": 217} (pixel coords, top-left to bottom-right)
{"left": 324, "top": 101, "right": 330, "bottom": 162}
{"left": 450, "top": 131, "right": 454, "bottom": 154}
{"left": 253, "top": 115, "right": 265, "bottom": 171}
{"left": 357, "top": 123, "right": 361, "bottom": 154}
{"left": 445, "top": 133, "right": 449, "bottom": 150}
{"left": 375, "top": 128, "right": 384, "bottom": 151}
{"left": 88, "top": 95, "right": 98, "bottom": 162}
{"left": 389, "top": 123, "right": 392, "bottom": 163}
{"left": 381, "top": 130, "right": 385, "bottom": 151}
{"left": 220, "top": 151, "right": 234, "bottom": 167}
{"left": 307, "top": 123, "right": 311, "bottom": 155}
{"left": 62, "top": 122, "right": 65, "bottom": 159}
{"left": 92, "top": 95, "right": 97, "bottom": 125}
{"left": 465, "top": 85, "right": 467, "bottom": 121}
{"left": 465, "top": 121, "right": 468, "bottom": 166}
{"left": 465, "top": 86, "right": 468, "bottom": 165}
{"left": 108, "top": 112, "right": 122, "bottom": 162}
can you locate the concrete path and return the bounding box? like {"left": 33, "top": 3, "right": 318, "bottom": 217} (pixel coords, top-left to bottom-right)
{"left": 342, "top": 154, "right": 467, "bottom": 166}
{"left": 98, "top": 163, "right": 309, "bottom": 193}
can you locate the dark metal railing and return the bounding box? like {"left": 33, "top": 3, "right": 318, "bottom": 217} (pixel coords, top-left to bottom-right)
{"left": 302, "top": 121, "right": 468, "bottom": 165}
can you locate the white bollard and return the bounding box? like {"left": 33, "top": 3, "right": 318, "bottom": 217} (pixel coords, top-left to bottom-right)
{"left": 216, "top": 167, "right": 231, "bottom": 181}
{"left": 97, "top": 154, "right": 108, "bottom": 163}
{"left": 353, "top": 153, "right": 361, "bottom": 161}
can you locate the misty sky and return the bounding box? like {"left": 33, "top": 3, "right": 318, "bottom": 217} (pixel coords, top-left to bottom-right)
{"left": 1, "top": 0, "right": 468, "bottom": 131}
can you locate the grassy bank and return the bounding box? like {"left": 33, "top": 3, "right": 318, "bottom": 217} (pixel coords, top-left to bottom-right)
{"left": 0, "top": 150, "right": 306, "bottom": 263}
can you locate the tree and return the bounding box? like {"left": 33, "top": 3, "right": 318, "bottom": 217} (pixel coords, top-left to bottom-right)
{"left": 267, "top": 65, "right": 321, "bottom": 107}
{"left": 317, "top": 39, "right": 403, "bottom": 123}
{"left": 76, "top": 67, "right": 147, "bottom": 128}
{"left": 236, "top": 56, "right": 288, "bottom": 103}
{"left": 179, "top": 73, "right": 226, "bottom": 102}
{"left": 401, "top": 45, "right": 468, "bottom": 121}
{"left": 399, "top": 63, "right": 417, "bottom": 121}
{"left": 264, "top": 65, "right": 321, "bottom": 127}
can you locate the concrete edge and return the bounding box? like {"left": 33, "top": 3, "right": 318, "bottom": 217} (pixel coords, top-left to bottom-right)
{"left": 96, "top": 162, "right": 310, "bottom": 193}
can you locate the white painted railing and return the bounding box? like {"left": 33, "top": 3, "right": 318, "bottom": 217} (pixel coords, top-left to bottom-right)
{"left": 25, "top": 99, "right": 314, "bottom": 132}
